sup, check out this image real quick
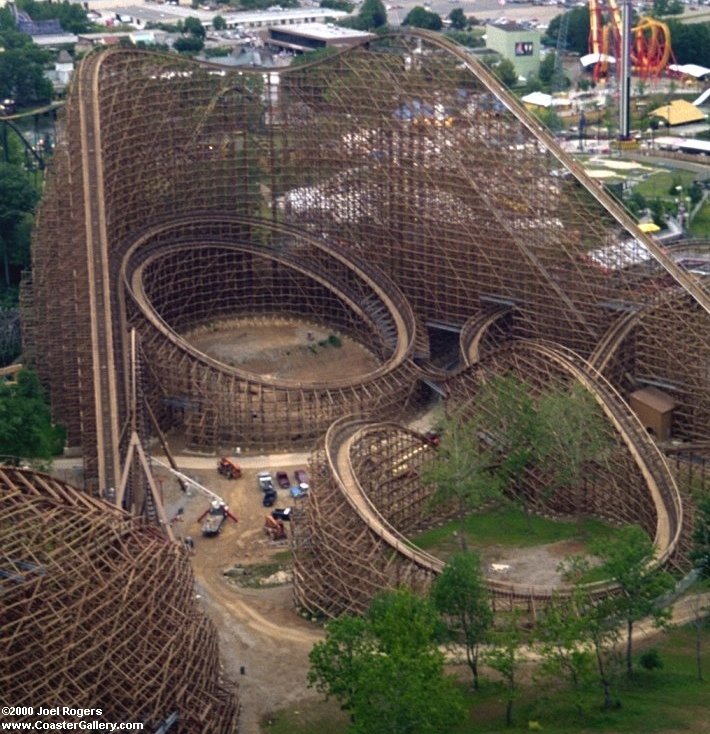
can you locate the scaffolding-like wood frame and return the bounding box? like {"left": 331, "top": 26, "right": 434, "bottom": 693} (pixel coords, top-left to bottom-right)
{"left": 0, "top": 467, "right": 239, "bottom": 731}
{"left": 26, "top": 37, "right": 710, "bottom": 494}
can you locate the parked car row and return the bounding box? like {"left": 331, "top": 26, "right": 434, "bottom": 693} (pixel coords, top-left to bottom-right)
{"left": 257, "top": 469, "right": 309, "bottom": 507}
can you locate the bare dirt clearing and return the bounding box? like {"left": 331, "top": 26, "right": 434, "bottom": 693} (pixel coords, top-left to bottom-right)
{"left": 185, "top": 318, "right": 380, "bottom": 383}
{"left": 158, "top": 462, "right": 323, "bottom": 734}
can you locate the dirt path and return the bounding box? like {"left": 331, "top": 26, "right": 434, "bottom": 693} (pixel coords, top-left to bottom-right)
{"left": 159, "top": 461, "right": 324, "bottom": 734}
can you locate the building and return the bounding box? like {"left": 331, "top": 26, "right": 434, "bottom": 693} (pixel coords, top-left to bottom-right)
{"left": 485, "top": 20, "right": 541, "bottom": 81}
{"left": 93, "top": 5, "right": 349, "bottom": 31}
{"left": 267, "top": 23, "right": 373, "bottom": 53}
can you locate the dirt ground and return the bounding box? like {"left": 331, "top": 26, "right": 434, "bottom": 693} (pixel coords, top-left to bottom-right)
{"left": 185, "top": 318, "right": 379, "bottom": 383}
{"left": 156, "top": 452, "right": 588, "bottom": 734}
{"left": 478, "top": 540, "right": 587, "bottom": 588}
{"left": 158, "top": 461, "right": 323, "bottom": 734}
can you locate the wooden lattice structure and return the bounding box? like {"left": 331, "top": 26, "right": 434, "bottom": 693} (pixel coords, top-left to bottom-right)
{"left": 0, "top": 467, "right": 238, "bottom": 731}
{"left": 26, "top": 34, "right": 710, "bottom": 499}
{"left": 292, "top": 339, "right": 685, "bottom": 618}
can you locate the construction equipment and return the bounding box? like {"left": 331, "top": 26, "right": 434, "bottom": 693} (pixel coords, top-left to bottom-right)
{"left": 217, "top": 457, "right": 242, "bottom": 479}
{"left": 264, "top": 514, "right": 287, "bottom": 541}
{"left": 198, "top": 500, "right": 238, "bottom": 536}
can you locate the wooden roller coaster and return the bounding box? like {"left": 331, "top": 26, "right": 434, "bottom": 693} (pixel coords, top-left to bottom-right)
{"left": 23, "top": 33, "right": 710, "bottom": 623}
{"left": 0, "top": 466, "right": 239, "bottom": 731}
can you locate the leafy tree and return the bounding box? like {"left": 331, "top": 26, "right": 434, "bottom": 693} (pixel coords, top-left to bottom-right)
{"left": 0, "top": 162, "right": 39, "bottom": 288}
{"left": 212, "top": 15, "right": 226, "bottom": 30}
{"left": 538, "top": 51, "right": 557, "bottom": 87}
{"left": 0, "top": 46, "right": 53, "bottom": 108}
{"left": 484, "top": 612, "right": 525, "bottom": 726}
{"left": 545, "top": 6, "right": 590, "bottom": 55}
{"left": 535, "top": 592, "right": 594, "bottom": 716}
{"left": 445, "top": 30, "right": 484, "bottom": 48}
{"left": 422, "top": 409, "right": 504, "bottom": 530}
{"left": 16, "top": 0, "right": 91, "bottom": 33}
{"left": 536, "top": 382, "right": 612, "bottom": 510}
{"left": 650, "top": 197, "right": 666, "bottom": 227}
{"left": 666, "top": 20, "right": 710, "bottom": 66}
{"left": 448, "top": 7, "right": 467, "bottom": 30}
{"left": 690, "top": 494, "right": 710, "bottom": 579}
{"left": 431, "top": 551, "right": 492, "bottom": 690}
{"left": 321, "top": 0, "right": 355, "bottom": 10}
{"left": 533, "top": 106, "right": 564, "bottom": 132}
{"left": 402, "top": 6, "right": 442, "bottom": 31}
{"left": 183, "top": 16, "right": 206, "bottom": 38}
{"left": 308, "top": 588, "right": 466, "bottom": 734}
{"left": 477, "top": 374, "right": 540, "bottom": 520}
{"left": 0, "top": 369, "right": 65, "bottom": 460}
{"left": 174, "top": 35, "right": 204, "bottom": 53}
{"left": 560, "top": 556, "right": 621, "bottom": 710}
{"left": 347, "top": 0, "right": 387, "bottom": 30}
{"left": 492, "top": 58, "right": 518, "bottom": 88}
{"left": 650, "top": 0, "right": 684, "bottom": 16}
{"left": 590, "top": 525, "right": 674, "bottom": 678}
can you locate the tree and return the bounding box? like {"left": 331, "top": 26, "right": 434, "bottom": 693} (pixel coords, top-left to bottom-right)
{"left": 535, "top": 592, "right": 594, "bottom": 716}
{"left": 321, "top": 0, "right": 355, "bottom": 10}
{"left": 173, "top": 35, "right": 204, "bottom": 54}
{"left": 538, "top": 50, "right": 557, "bottom": 87}
{"left": 308, "top": 588, "right": 466, "bottom": 734}
{"left": 0, "top": 163, "right": 39, "bottom": 289}
{"left": 536, "top": 382, "right": 612, "bottom": 511}
{"left": 0, "top": 369, "right": 65, "bottom": 461}
{"left": 348, "top": 0, "right": 387, "bottom": 30}
{"left": 590, "top": 525, "right": 674, "bottom": 678}
{"left": 650, "top": 0, "right": 684, "bottom": 17}
{"left": 484, "top": 611, "right": 525, "bottom": 726}
{"left": 16, "top": 0, "right": 91, "bottom": 33}
{"left": 560, "top": 556, "right": 621, "bottom": 710}
{"left": 431, "top": 551, "right": 492, "bottom": 690}
{"left": 402, "top": 6, "right": 442, "bottom": 31}
{"left": 477, "top": 374, "right": 540, "bottom": 521}
{"left": 690, "top": 494, "right": 710, "bottom": 579}
{"left": 445, "top": 30, "right": 484, "bottom": 49}
{"left": 422, "top": 410, "right": 504, "bottom": 531}
{"left": 666, "top": 20, "right": 710, "bottom": 66}
{"left": 0, "top": 46, "right": 53, "bottom": 108}
{"left": 212, "top": 15, "right": 226, "bottom": 30}
{"left": 493, "top": 58, "right": 518, "bottom": 87}
{"left": 448, "top": 7, "right": 467, "bottom": 30}
{"left": 544, "top": 7, "right": 590, "bottom": 55}
{"left": 183, "top": 15, "right": 206, "bottom": 38}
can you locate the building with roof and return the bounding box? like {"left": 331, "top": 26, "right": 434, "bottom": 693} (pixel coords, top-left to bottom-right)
{"left": 651, "top": 99, "right": 706, "bottom": 127}
{"left": 93, "top": 5, "right": 348, "bottom": 31}
{"left": 485, "top": 20, "right": 541, "bottom": 80}
{"left": 267, "top": 22, "right": 373, "bottom": 53}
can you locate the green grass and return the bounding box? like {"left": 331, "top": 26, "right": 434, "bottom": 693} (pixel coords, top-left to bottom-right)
{"left": 633, "top": 168, "right": 698, "bottom": 202}
{"left": 261, "top": 624, "right": 710, "bottom": 734}
{"left": 690, "top": 198, "right": 710, "bottom": 239}
{"left": 412, "top": 506, "right": 622, "bottom": 559}
{"left": 261, "top": 698, "right": 349, "bottom": 734}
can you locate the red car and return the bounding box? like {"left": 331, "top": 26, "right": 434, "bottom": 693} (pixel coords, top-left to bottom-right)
{"left": 276, "top": 471, "right": 290, "bottom": 489}
{"left": 294, "top": 469, "right": 309, "bottom": 485}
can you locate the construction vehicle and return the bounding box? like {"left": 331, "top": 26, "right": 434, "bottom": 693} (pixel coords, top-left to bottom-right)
{"left": 198, "top": 500, "right": 238, "bottom": 536}
{"left": 217, "top": 457, "right": 242, "bottom": 480}
{"left": 264, "top": 514, "right": 287, "bottom": 541}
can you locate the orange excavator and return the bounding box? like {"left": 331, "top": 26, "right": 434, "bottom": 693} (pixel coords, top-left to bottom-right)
{"left": 264, "top": 515, "right": 287, "bottom": 541}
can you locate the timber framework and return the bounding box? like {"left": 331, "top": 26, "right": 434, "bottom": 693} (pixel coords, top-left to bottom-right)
{"left": 25, "top": 32, "right": 710, "bottom": 614}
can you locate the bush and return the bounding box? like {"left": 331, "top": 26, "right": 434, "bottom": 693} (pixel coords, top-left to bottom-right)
{"left": 639, "top": 648, "right": 663, "bottom": 671}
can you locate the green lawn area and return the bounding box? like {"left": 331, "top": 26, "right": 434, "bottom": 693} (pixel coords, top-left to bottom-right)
{"left": 262, "top": 624, "right": 710, "bottom": 734}
{"left": 633, "top": 168, "right": 698, "bottom": 202}
{"left": 690, "top": 198, "right": 710, "bottom": 239}
{"left": 412, "top": 506, "right": 623, "bottom": 560}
